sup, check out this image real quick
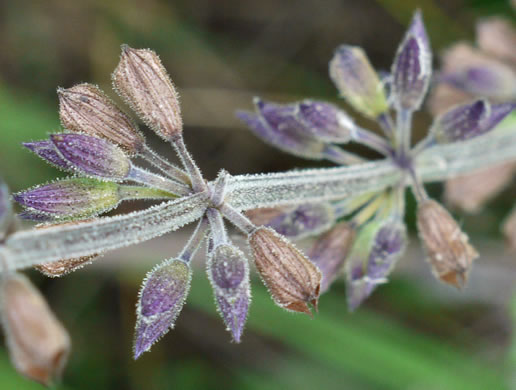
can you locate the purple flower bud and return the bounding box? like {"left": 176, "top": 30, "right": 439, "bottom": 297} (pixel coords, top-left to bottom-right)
{"left": 346, "top": 218, "right": 407, "bottom": 310}
{"left": 0, "top": 181, "right": 12, "bottom": 240}
{"left": 14, "top": 178, "right": 120, "bottom": 219}
{"left": 391, "top": 11, "right": 431, "bottom": 110}
{"left": 23, "top": 140, "right": 73, "bottom": 172}
{"left": 50, "top": 134, "right": 131, "bottom": 180}
{"left": 431, "top": 99, "right": 516, "bottom": 143}
{"left": 58, "top": 84, "right": 145, "bottom": 155}
{"left": 298, "top": 100, "right": 353, "bottom": 143}
{"left": 236, "top": 101, "right": 326, "bottom": 160}
{"left": 308, "top": 222, "right": 355, "bottom": 293}
{"left": 246, "top": 203, "right": 335, "bottom": 240}
{"left": 207, "top": 244, "right": 250, "bottom": 342}
{"left": 329, "top": 45, "right": 388, "bottom": 118}
{"left": 134, "top": 258, "right": 191, "bottom": 359}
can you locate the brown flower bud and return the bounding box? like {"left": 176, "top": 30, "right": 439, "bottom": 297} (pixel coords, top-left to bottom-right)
{"left": 444, "top": 162, "right": 516, "bottom": 213}
{"left": 34, "top": 221, "right": 101, "bottom": 277}
{"left": 503, "top": 207, "right": 516, "bottom": 252}
{"left": 0, "top": 273, "right": 70, "bottom": 386}
{"left": 417, "top": 199, "right": 478, "bottom": 288}
{"left": 477, "top": 18, "right": 516, "bottom": 65}
{"left": 249, "top": 227, "right": 321, "bottom": 315}
{"left": 58, "top": 84, "right": 145, "bottom": 155}
{"left": 112, "top": 45, "right": 182, "bottom": 140}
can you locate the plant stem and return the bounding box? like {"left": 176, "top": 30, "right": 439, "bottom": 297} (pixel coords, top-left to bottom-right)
{"left": 140, "top": 144, "right": 190, "bottom": 184}
{"left": 127, "top": 165, "right": 191, "bottom": 196}
{"left": 179, "top": 217, "right": 208, "bottom": 262}
{"left": 352, "top": 127, "right": 393, "bottom": 156}
{"left": 172, "top": 137, "right": 207, "bottom": 192}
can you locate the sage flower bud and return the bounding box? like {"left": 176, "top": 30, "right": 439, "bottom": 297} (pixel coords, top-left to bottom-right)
{"left": 207, "top": 244, "right": 250, "bottom": 342}
{"left": 417, "top": 199, "right": 478, "bottom": 288}
{"left": 23, "top": 140, "right": 73, "bottom": 172}
{"left": 50, "top": 134, "right": 131, "bottom": 180}
{"left": 0, "top": 273, "right": 70, "bottom": 386}
{"left": 134, "top": 258, "right": 191, "bottom": 359}
{"left": 308, "top": 222, "right": 355, "bottom": 293}
{"left": 445, "top": 162, "right": 516, "bottom": 213}
{"left": 237, "top": 99, "right": 327, "bottom": 159}
{"left": 0, "top": 180, "right": 12, "bottom": 241}
{"left": 329, "top": 45, "right": 388, "bottom": 118}
{"left": 112, "top": 45, "right": 183, "bottom": 141}
{"left": 503, "top": 207, "right": 516, "bottom": 252}
{"left": 346, "top": 218, "right": 407, "bottom": 310}
{"left": 391, "top": 11, "right": 431, "bottom": 110}
{"left": 246, "top": 203, "right": 335, "bottom": 240}
{"left": 297, "top": 100, "right": 354, "bottom": 143}
{"left": 58, "top": 84, "right": 145, "bottom": 155}
{"left": 249, "top": 227, "right": 321, "bottom": 315}
{"left": 430, "top": 99, "right": 516, "bottom": 143}
{"left": 14, "top": 178, "right": 121, "bottom": 220}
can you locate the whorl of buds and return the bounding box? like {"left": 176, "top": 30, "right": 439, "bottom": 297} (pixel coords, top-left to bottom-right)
{"left": 50, "top": 134, "right": 131, "bottom": 180}
{"left": 246, "top": 203, "right": 335, "bottom": 240}
{"left": 391, "top": 11, "right": 431, "bottom": 110}
{"left": 112, "top": 46, "right": 183, "bottom": 140}
{"left": 249, "top": 227, "right": 321, "bottom": 315}
{"left": 0, "top": 181, "right": 12, "bottom": 241}
{"left": 329, "top": 45, "right": 388, "bottom": 118}
{"left": 14, "top": 178, "right": 121, "bottom": 220}
{"left": 308, "top": 221, "right": 355, "bottom": 293}
{"left": 0, "top": 273, "right": 70, "bottom": 386}
{"left": 417, "top": 199, "right": 478, "bottom": 288}
{"left": 207, "top": 244, "right": 250, "bottom": 342}
{"left": 134, "top": 258, "right": 191, "bottom": 359}
{"left": 58, "top": 84, "right": 145, "bottom": 155}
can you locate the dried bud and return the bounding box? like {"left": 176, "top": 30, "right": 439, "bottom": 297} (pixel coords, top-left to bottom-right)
{"left": 430, "top": 99, "right": 516, "bottom": 143}
{"left": 0, "top": 273, "right": 70, "bottom": 386}
{"left": 345, "top": 218, "right": 407, "bottom": 310}
{"left": 503, "top": 207, "right": 516, "bottom": 252}
{"left": 207, "top": 244, "right": 250, "bottom": 342}
{"left": 391, "top": 11, "right": 431, "bottom": 110}
{"left": 329, "top": 45, "right": 388, "bottom": 118}
{"left": 477, "top": 18, "right": 516, "bottom": 65}
{"left": 445, "top": 162, "right": 516, "bottom": 213}
{"left": 34, "top": 221, "right": 102, "bottom": 277}
{"left": 237, "top": 100, "right": 327, "bottom": 160}
{"left": 308, "top": 222, "right": 355, "bottom": 293}
{"left": 134, "top": 258, "right": 191, "bottom": 359}
{"left": 23, "top": 140, "right": 73, "bottom": 172}
{"left": 14, "top": 178, "right": 121, "bottom": 220}
{"left": 0, "top": 180, "right": 12, "bottom": 241}
{"left": 246, "top": 203, "right": 335, "bottom": 240}
{"left": 417, "top": 199, "right": 478, "bottom": 288}
{"left": 50, "top": 134, "right": 131, "bottom": 180}
{"left": 112, "top": 45, "right": 182, "bottom": 140}
{"left": 249, "top": 227, "right": 321, "bottom": 315}
{"left": 58, "top": 84, "right": 145, "bottom": 155}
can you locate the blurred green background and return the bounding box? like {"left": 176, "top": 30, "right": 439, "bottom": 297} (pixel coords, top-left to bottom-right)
{"left": 1, "top": 0, "right": 516, "bottom": 389}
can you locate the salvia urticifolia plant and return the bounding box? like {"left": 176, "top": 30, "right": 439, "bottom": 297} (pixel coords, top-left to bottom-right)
{"left": 0, "top": 10, "right": 516, "bottom": 385}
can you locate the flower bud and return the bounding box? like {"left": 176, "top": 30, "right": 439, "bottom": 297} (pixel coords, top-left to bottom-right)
{"left": 246, "top": 203, "right": 335, "bottom": 240}
{"left": 308, "top": 222, "right": 355, "bottom": 293}
{"left": 430, "top": 99, "right": 516, "bottom": 144}
{"left": 345, "top": 218, "right": 407, "bottom": 310}
{"left": 134, "top": 258, "right": 191, "bottom": 359}
{"left": 0, "top": 180, "right": 12, "bottom": 241}
{"left": 503, "top": 207, "right": 516, "bottom": 252}
{"left": 58, "top": 84, "right": 145, "bottom": 155}
{"left": 445, "top": 162, "right": 516, "bottom": 213}
{"left": 477, "top": 18, "right": 516, "bottom": 65}
{"left": 391, "top": 11, "right": 431, "bottom": 110}
{"left": 297, "top": 100, "right": 353, "bottom": 143}
{"left": 237, "top": 100, "right": 327, "bottom": 160}
{"left": 329, "top": 45, "right": 388, "bottom": 118}
{"left": 207, "top": 244, "right": 250, "bottom": 342}
{"left": 14, "top": 178, "right": 121, "bottom": 220}
{"left": 0, "top": 273, "right": 70, "bottom": 386}
{"left": 417, "top": 199, "right": 478, "bottom": 288}
{"left": 23, "top": 140, "right": 73, "bottom": 172}
{"left": 112, "top": 45, "right": 182, "bottom": 140}
{"left": 249, "top": 227, "right": 321, "bottom": 315}
{"left": 50, "top": 134, "right": 131, "bottom": 180}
